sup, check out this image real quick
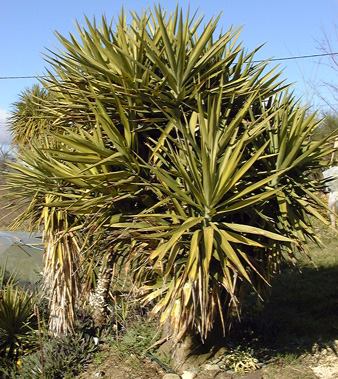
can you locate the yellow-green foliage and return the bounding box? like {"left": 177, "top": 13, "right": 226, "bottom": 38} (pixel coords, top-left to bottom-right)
{"left": 3, "top": 5, "right": 336, "bottom": 341}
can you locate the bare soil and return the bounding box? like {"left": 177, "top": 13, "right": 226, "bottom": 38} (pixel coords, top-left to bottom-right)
{"left": 78, "top": 341, "right": 338, "bottom": 379}
{"left": 78, "top": 344, "right": 166, "bottom": 379}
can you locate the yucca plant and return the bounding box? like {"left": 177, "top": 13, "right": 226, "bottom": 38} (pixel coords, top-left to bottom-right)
{"left": 9, "top": 84, "right": 54, "bottom": 147}
{"left": 3, "top": 4, "right": 336, "bottom": 344}
{"left": 5, "top": 146, "right": 91, "bottom": 335}
{"left": 126, "top": 92, "right": 335, "bottom": 341}
{"left": 0, "top": 267, "right": 37, "bottom": 359}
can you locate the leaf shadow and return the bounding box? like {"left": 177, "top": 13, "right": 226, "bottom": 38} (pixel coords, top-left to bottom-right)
{"left": 227, "top": 262, "right": 338, "bottom": 358}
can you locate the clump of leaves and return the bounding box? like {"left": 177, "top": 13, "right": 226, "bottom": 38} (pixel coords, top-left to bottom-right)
{"left": 0, "top": 266, "right": 37, "bottom": 360}
{"left": 16, "top": 308, "right": 98, "bottom": 378}
{"left": 18, "top": 333, "right": 96, "bottom": 379}
{"left": 223, "top": 347, "right": 259, "bottom": 374}
{"left": 0, "top": 356, "right": 17, "bottom": 378}
{"left": 0, "top": 286, "right": 37, "bottom": 358}
{"left": 0, "top": 266, "right": 13, "bottom": 288}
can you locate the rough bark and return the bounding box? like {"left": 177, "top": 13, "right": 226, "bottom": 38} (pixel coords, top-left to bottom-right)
{"left": 159, "top": 322, "right": 213, "bottom": 374}
{"left": 170, "top": 332, "right": 213, "bottom": 373}
{"left": 44, "top": 228, "right": 80, "bottom": 336}
{"left": 92, "top": 251, "right": 115, "bottom": 329}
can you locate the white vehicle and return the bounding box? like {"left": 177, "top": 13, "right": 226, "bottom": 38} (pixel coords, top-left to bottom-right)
{"left": 322, "top": 167, "right": 338, "bottom": 227}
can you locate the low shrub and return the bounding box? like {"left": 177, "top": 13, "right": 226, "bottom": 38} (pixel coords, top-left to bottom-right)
{"left": 0, "top": 267, "right": 37, "bottom": 360}
{"left": 17, "top": 333, "right": 96, "bottom": 379}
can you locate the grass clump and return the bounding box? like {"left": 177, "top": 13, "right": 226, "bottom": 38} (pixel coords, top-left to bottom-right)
{"left": 112, "top": 319, "right": 159, "bottom": 359}
{"left": 105, "top": 315, "right": 173, "bottom": 370}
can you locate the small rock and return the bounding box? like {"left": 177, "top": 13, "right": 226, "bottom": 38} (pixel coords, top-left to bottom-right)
{"left": 204, "top": 363, "right": 220, "bottom": 371}
{"left": 93, "top": 336, "right": 99, "bottom": 345}
{"left": 94, "top": 372, "right": 105, "bottom": 377}
{"left": 162, "top": 374, "right": 180, "bottom": 379}
{"left": 181, "top": 371, "right": 197, "bottom": 379}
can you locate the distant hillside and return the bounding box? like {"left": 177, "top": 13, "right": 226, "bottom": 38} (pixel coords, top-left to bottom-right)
{"left": 0, "top": 194, "right": 24, "bottom": 230}
{"left": 0, "top": 173, "right": 30, "bottom": 231}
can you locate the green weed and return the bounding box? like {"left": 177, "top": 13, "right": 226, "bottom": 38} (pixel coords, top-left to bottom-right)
{"left": 92, "top": 349, "right": 108, "bottom": 366}
{"left": 112, "top": 319, "right": 160, "bottom": 358}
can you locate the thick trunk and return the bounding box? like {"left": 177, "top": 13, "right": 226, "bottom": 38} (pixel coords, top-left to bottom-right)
{"left": 160, "top": 325, "right": 213, "bottom": 374}
{"left": 44, "top": 229, "right": 80, "bottom": 336}
{"left": 171, "top": 332, "right": 211, "bottom": 373}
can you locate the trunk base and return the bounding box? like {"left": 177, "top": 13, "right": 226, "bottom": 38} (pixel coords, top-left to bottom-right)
{"left": 163, "top": 333, "right": 213, "bottom": 373}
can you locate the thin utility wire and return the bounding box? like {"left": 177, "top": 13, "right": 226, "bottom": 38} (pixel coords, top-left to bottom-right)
{"left": 0, "top": 76, "right": 39, "bottom": 80}
{"left": 256, "top": 52, "right": 338, "bottom": 62}
{"left": 0, "top": 52, "right": 338, "bottom": 80}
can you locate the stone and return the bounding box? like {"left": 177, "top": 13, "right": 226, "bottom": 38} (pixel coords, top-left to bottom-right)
{"left": 162, "top": 374, "right": 180, "bottom": 379}
{"left": 181, "top": 371, "right": 197, "bottom": 379}
{"left": 204, "top": 363, "right": 220, "bottom": 371}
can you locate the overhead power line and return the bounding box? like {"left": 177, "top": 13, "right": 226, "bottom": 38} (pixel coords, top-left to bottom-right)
{"left": 0, "top": 52, "right": 338, "bottom": 81}
{"left": 265, "top": 52, "right": 338, "bottom": 62}
{"left": 0, "top": 76, "right": 39, "bottom": 80}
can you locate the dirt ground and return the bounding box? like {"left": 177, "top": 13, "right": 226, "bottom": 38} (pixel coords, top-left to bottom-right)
{"left": 78, "top": 341, "right": 338, "bottom": 379}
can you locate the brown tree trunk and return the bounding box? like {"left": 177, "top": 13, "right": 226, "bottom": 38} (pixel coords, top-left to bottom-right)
{"left": 92, "top": 250, "right": 115, "bottom": 329}
{"left": 171, "top": 332, "right": 214, "bottom": 373}
{"left": 160, "top": 325, "right": 213, "bottom": 374}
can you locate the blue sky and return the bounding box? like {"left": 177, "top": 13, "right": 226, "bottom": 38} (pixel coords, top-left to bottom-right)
{"left": 1, "top": 0, "right": 338, "bottom": 143}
